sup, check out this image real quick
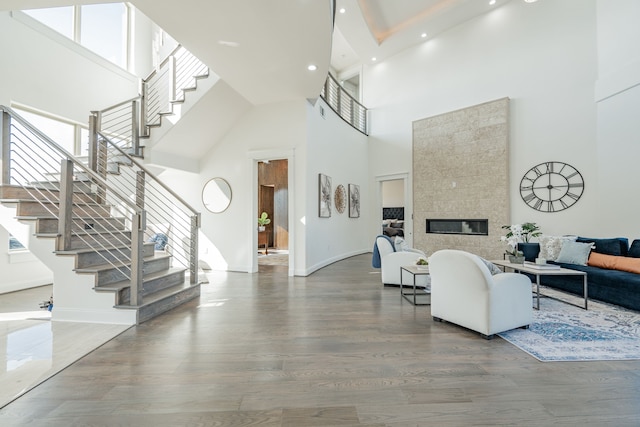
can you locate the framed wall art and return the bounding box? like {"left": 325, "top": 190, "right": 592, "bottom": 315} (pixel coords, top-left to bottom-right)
{"left": 334, "top": 184, "right": 346, "bottom": 214}
{"left": 349, "top": 183, "right": 360, "bottom": 218}
{"left": 319, "top": 173, "right": 332, "bottom": 217}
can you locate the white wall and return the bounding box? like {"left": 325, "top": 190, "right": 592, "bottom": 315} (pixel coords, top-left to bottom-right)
{"left": 382, "top": 180, "right": 404, "bottom": 207}
{"left": 594, "top": 0, "right": 640, "bottom": 238}
{"left": 363, "top": 0, "right": 601, "bottom": 242}
{"left": 158, "top": 100, "right": 307, "bottom": 274}
{"left": 304, "top": 99, "right": 370, "bottom": 274}
{"left": 0, "top": 10, "right": 146, "bottom": 293}
{"left": 0, "top": 11, "right": 140, "bottom": 121}
{"left": 0, "top": 225, "right": 52, "bottom": 294}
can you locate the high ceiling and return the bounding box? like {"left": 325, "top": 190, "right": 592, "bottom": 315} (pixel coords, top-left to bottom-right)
{"left": 332, "top": 0, "right": 514, "bottom": 74}
{"left": 1, "top": 0, "right": 518, "bottom": 103}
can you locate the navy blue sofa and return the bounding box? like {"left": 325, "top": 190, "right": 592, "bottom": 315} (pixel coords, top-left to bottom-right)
{"left": 521, "top": 237, "right": 640, "bottom": 312}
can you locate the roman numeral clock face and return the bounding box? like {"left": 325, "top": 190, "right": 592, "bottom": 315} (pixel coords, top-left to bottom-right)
{"left": 519, "top": 161, "right": 584, "bottom": 212}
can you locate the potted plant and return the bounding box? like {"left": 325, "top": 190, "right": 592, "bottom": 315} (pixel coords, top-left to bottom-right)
{"left": 500, "top": 222, "right": 542, "bottom": 263}
{"left": 258, "top": 211, "right": 271, "bottom": 232}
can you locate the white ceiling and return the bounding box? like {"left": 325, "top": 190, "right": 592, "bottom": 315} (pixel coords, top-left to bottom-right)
{"left": 332, "top": 0, "right": 515, "bottom": 74}
{"left": 1, "top": 0, "right": 518, "bottom": 102}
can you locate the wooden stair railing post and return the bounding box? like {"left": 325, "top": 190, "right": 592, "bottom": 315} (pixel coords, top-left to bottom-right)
{"left": 57, "top": 159, "right": 74, "bottom": 251}
{"left": 189, "top": 214, "right": 200, "bottom": 284}
{"left": 88, "top": 112, "right": 99, "bottom": 173}
{"left": 1, "top": 111, "right": 10, "bottom": 187}
{"left": 130, "top": 211, "right": 145, "bottom": 307}
{"left": 135, "top": 170, "right": 145, "bottom": 209}
{"left": 169, "top": 56, "right": 177, "bottom": 102}
{"left": 131, "top": 99, "right": 140, "bottom": 157}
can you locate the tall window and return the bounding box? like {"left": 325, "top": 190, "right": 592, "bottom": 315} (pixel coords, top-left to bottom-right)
{"left": 24, "top": 3, "right": 129, "bottom": 70}
{"left": 13, "top": 106, "right": 89, "bottom": 157}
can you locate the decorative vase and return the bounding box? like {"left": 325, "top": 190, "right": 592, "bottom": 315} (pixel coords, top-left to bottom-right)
{"left": 518, "top": 242, "right": 539, "bottom": 262}
{"left": 258, "top": 225, "right": 266, "bottom": 232}
{"left": 508, "top": 255, "right": 525, "bottom": 264}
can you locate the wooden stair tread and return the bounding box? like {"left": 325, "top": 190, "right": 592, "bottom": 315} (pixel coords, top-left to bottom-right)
{"left": 74, "top": 253, "right": 172, "bottom": 274}
{"left": 55, "top": 242, "right": 155, "bottom": 255}
{"left": 114, "top": 278, "right": 200, "bottom": 310}
{"left": 94, "top": 267, "right": 186, "bottom": 292}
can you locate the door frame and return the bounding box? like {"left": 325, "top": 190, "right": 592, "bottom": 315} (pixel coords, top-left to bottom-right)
{"left": 248, "top": 148, "right": 294, "bottom": 276}
{"left": 375, "top": 172, "right": 412, "bottom": 246}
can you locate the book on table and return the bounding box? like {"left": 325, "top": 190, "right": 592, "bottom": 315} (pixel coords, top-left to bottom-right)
{"left": 523, "top": 261, "right": 561, "bottom": 270}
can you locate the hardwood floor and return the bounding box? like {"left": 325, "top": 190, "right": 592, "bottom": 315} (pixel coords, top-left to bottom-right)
{"left": 1, "top": 254, "right": 640, "bottom": 426}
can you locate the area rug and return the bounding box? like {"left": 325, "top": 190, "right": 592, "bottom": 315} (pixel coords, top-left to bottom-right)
{"left": 498, "top": 297, "right": 640, "bottom": 362}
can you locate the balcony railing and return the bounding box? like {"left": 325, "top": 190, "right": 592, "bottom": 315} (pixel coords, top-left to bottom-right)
{"left": 320, "top": 73, "right": 368, "bottom": 135}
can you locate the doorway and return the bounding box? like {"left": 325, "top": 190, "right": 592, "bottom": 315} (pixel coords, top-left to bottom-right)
{"left": 257, "top": 159, "right": 289, "bottom": 271}
{"left": 376, "top": 173, "right": 411, "bottom": 245}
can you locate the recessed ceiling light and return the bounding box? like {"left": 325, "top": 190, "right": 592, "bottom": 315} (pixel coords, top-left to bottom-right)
{"left": 307, "top": 64, "right": 317, "bottom": 71}
{"left": 524, "top": 0, "right": 538, "bottom": 3}
{"left": 421, "top": 32, "right": 427, "bottom": 38}
{"left": 371, "top": 57, "right": 377, "bottom": 62}
{"left": 339, "top": 7, "right": 346, "bottom": 13}
{"left": 218, "top": 40, "right": 239, "bottom": 47}
{"left": 489, "top": 0, "right": 496, "bottom": 5}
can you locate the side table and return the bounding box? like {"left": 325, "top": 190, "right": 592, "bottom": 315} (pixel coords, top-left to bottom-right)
{"left": 258, "top": 230, "right": 269, "bottom": 255}
{"left": 399, "top": 265, "right": 431, "bottom": 306}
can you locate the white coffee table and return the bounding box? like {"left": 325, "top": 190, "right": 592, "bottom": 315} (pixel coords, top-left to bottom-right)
{"left": 491, "top": 260, "right": 588, "bottom": 310}
{"left": 399, "top": 265, "right": 431, "bottom": 306}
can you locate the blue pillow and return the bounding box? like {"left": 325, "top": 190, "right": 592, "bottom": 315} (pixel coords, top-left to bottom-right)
{"left": 576, "top": 237, "right": 628, "bottom": 256}
{"left": 555, "top": 241, "right": 593, "bottom": 265}
{"left": 148, "top": 233, "right": 168, "bottom": 250}
{"left": 629, "top": 240, "right": 640, "bottom": 258}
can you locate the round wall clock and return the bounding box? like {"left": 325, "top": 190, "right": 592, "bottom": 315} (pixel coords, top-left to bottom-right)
{"left": 519, "top": 161, "right": 584, "bottom": 212}
{"left": 334, "top": 184, "right": 346, "bottom": 214}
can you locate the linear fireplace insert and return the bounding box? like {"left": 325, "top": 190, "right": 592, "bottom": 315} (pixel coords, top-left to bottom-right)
{"left": 426, "top": 219, "right": 488, "bottom": 235}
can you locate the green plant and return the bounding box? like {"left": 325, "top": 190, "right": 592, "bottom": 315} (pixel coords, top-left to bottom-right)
{"left": 501, "top": 222, "right": 542, "bottom": 243}
{"left": 258, "top": 211, "right": 271, "bottom": 227}
{"left": 500, "top": 222, "right": 541, "bottom": 256}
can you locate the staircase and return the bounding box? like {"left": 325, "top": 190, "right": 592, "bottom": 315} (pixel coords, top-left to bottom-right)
{"left": 0, "top": 46, "right": 208, "bottom": 324}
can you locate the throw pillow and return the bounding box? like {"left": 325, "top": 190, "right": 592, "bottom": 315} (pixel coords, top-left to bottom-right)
{"left": 480, "top": 257, "right": 502, "bottom": 275}
{"left": 555, "top": 241, "right": 593, "bottom": 265}
{"left": 148, "top": 233, "right": 169, "bottom": 251}
{"left": 628, "top": 240, "right": 640, "bottom": 258}
{"left": 538, "top": 235, "right": 578, "bottom": 261}
{"left": 576, "top": 237, "right": 629, "bottom": 256}
{"left": 394, "top": 236, "right": 410, "bottom": 252}
{"left": 588, "top": 252, "right": 640, "bottom": 274}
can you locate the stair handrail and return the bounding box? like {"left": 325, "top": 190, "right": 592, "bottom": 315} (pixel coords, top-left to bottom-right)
{"left": 92, "top": 44, "right": 208, "bottom": 157}
{"left": 1, "top": 105, "right": 147, "bottom": 305}
{"left": 320, "top": 73, "right": 368, "bottom": 135}
{"left": 93, "top": 130, "right": 200, "bottom": 284}
{"left": 1, "top": 106, "right": 140, "bottom": 214}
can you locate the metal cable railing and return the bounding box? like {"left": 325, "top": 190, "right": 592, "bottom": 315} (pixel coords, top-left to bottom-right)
{"left": 1, "top": 105, "right": 147, "bottom": 305}
{"left": 142, "top": 45, "right": 209, "bottom": 129}
{"left": 92, "top": 45, "right": 208, "bottom": 157}
{"left": 320, "top": 73, "right": 368, "bottom": 135}
{"left": 94, "top": 132, "right": 200, "bottom": 282}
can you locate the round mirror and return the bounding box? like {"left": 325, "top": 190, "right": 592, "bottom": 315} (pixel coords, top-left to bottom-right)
{"left": 202, "top": 178, "right": 232, "bottom": 213}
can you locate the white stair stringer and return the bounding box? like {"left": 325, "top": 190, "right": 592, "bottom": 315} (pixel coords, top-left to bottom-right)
{"left": 0, "top": 204, "right": 137, "bottom": 325}
{"left": 141, "top": 71, "right": 219, "bottom": 154}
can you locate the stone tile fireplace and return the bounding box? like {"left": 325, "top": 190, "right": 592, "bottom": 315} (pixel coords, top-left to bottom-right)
{"left": 412, "top": 98, "right": 510, "bottom": 259}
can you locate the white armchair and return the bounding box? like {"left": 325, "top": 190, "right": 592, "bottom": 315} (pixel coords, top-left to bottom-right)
{"left": 429, "top": 249, "right": 533, "bottom": 339}
{"left": 374, "top": 235, "right": 429, "bottom": 287}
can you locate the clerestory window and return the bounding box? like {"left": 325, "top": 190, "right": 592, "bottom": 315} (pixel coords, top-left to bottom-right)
{"left": 23, "top": 3, "right": 130, "bottom": 70}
